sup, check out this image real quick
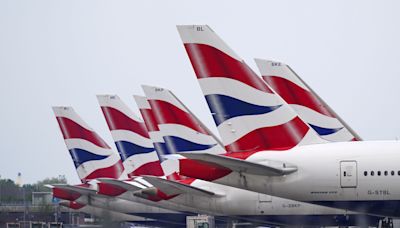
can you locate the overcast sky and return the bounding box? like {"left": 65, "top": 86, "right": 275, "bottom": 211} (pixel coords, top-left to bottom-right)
{"left": 1, "top": 0, "right": 400, "bottom": 184}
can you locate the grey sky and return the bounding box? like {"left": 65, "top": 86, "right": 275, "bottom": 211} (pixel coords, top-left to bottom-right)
{"left": 1, "top": 0, "right": 400, "bottom": 184}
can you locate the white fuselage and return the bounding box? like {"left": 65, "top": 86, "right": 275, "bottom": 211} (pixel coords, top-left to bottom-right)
{"left": 206, "top": 140, "right": 400, "bottom": 217}
{"left": 106, "top": 173, "right": 382, "bottom": 226}
{"left": 168, "top": 178, "right": 354, "bottom": 216}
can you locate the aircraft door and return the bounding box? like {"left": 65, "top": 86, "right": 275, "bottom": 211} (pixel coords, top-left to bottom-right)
{"left": 340, "top": 161, "right": 357, "bottom": 188}
{"left": 258, "top": 193, "right": 272, "bottom": 213}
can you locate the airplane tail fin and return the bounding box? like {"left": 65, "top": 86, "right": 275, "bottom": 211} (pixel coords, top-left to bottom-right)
{"left": 97, "top": 95, "right": 164, "bottom": 177}
{"left": 142, "top": 85, "right": 225, "bottom": 155}
{"left": 133, "top": 95, "right": 181, "bottom": 180}
{"left": 254, "top": 59, "right": 361, "bottom": 142}
{"left": 52, "top": 106, "right": 124, "bottom": 182}
{"left": 177, "top": 25, "right": 321, "bottom": 156}
{"left": 133, "top": 95, "right": 169, "bottom": 156}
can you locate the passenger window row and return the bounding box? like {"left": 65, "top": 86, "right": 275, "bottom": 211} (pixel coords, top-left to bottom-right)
{"left": 363, "top": 170, "right": 400, "bottom": 176}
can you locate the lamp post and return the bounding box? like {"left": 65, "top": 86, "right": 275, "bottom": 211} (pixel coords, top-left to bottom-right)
{"left": 23, "top": 185, "right": 26, "bottom": 224}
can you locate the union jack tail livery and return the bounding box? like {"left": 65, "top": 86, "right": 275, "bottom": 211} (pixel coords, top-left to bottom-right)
{"left": 254, "top": 59, "right": 361, "bottom": 142}
{"left": 133, "top": 95, "right": 178, "bottom": 179}
{"left": 142, "top": 85, "right": 232, "bottom": 181}
{"left": 133, "top": 95, "right": 169, "bottom": 156}
{"left": 52, "top": 106, "right": 125, "bottom": 182}
{"left": 97, "top": 95, "right": 164, "bottom": 178}
{"left": 142, "top": 85, "right": 225, "bottom": 155}
{"left": 177, "top": 25, "right": 323, "bottom": 156}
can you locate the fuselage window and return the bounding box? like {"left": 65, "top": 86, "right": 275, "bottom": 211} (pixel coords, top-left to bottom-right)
{"left": 371, "top": 171, "right": 374, "bottom": 176}
{"left": 392, "top": 171, "right": 395, "bottom": 176}
{"left": 384, "top": 171, "right": 388, "bottom": 176}
{"left": 364, "top": 171, "right": 368, "bottom": 176}
{"left": 377, "top": 171, "right": 381, "bottom": 176}
{"left": 398, "top": 171, "right": 400, "bottom": 176}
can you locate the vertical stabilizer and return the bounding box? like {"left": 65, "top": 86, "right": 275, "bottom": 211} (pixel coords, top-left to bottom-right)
{"left": 177, "top": 25, "right": 323, "bottom": 156}
{"left": 133, "top": 95, "right": 177, "bottom": 179}
{"left": 254, "top": 59, "right": 361, "bottom": 141}
{"left": 142, "top": 85, "right": 225, "bottom": 155}
{"left": 52, "top": 106, "right": 125, "bottom": 182}
{"left": 97, "top": 95, "right": 164, "bottom": 177}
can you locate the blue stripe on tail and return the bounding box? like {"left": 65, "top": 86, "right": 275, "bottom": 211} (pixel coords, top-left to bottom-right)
{"left": 69, "top": 148, "right": 108, "bottom": 168}
{"left": 309, "top": 124, "right": 343, "bottom": 136}
{"left": 153, "top": 142, "right": 171, "bottom": 157}
{"left": 115, "top": 141, "right": 155, "bottom": 161}
{"left": 163, "top": 136, "right": 216, "bottom": 153}
{"left": 205, "top": 94, "right": 281, "bottom": 126}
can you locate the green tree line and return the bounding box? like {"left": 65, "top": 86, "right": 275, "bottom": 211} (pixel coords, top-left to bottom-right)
{"left": 0, "top": 176, "right": 67, "bottom": 204}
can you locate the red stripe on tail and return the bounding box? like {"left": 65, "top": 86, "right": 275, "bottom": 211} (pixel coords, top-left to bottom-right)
{"left": 263, "top": 76, "right": 335, "bottom": 117}
{"left": 56, "top": 117, "right": 110, "bottom": 149}
{"left": 101, "top": 107, "right": 149, "bottom": 138}
{"left": 139, "top": 109, "right": 159, "bottom": 132}
{"left": 130, "top": 160, "right": 164, "bottom": 178}
{"left": 184, "top": 43, "right": 272, "bottom": 93}
{"left": 149, "top": 99, "right": 208, "bottom": 135}
{"left": 225, "top": 116, "right": 309, "bottom": 156}
{"left": 83, "top": 160, "right": 124, "bottom": 182}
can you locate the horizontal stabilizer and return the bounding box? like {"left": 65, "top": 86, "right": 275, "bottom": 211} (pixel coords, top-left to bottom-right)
{"left": 180, "top": 153, "right": 297, "bottom": 176}
{"left": 44, "top": 184, "right": 55, "bottom": 189}
{"left": 142, "top": 176, "right": 220, "bottom": 197}
{"left": 97, "top": 178, "right": 144, "bottom": 192}
{"left": 59, "top": 200, "right": 86, "bottom": 210}
{"left": 51, "top": 184, "right": 97, "bottom": 195}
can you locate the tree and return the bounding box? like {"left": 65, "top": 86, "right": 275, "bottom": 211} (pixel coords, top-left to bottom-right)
{"left": 33, "top": 176, "right": 68, "bottom": 192}
{"left": 0, "top": 175, "right": 68, "bottom": 204}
